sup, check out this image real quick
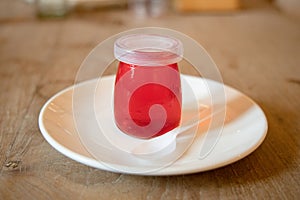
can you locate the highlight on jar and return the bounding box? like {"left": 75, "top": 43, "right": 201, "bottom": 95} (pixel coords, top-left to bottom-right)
{"left": 113, "top": 34, "right": 184, "bottom": 139}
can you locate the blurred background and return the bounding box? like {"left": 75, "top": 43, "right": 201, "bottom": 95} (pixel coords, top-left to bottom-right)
{"left": 0, "top": 0, "right": 300, "bottom": 18}
{"left": 1, "top": 0, "right": 299, "bottom": 79}
{"left": 1, "top": 0, "right": 300, "bottom": 21}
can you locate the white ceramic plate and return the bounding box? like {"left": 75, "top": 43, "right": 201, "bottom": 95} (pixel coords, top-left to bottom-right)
{"left": 38, "top": 75, "right": 268, "bottom": 176}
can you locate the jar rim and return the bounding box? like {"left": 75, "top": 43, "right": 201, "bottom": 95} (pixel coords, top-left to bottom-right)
{"left": 114, "top": 34, "right": 183, "bottom": 66}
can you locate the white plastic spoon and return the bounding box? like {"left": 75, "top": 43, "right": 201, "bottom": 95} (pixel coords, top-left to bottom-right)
{"left": 131, "top": 108, "right": 224, "bottom": 156}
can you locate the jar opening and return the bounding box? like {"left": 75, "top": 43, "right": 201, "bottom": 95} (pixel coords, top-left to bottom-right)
{"left": 114, "top": 34, "right": 183, "bottom": 66}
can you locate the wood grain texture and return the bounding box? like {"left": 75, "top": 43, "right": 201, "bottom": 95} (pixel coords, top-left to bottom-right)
{"left": 0, "top": 0, "right": 299, "bottom": 199}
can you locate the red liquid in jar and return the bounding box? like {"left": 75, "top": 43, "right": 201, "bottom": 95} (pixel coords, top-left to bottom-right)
{"left": 114, "top": 61, "right": 182, "bottom": 139}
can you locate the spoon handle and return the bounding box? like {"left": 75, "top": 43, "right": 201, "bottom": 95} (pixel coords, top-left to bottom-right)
{"left": 131, "top": 107, "right": 225, "bottom": 155}
{"left": 178, "top": 107, "right": 225, "bottom": 133}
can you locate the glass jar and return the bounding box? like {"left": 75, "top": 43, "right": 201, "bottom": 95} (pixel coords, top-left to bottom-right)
{"left": 36, "top": 0, "right": 68, "bottom": 18}
{"left": 114, "top": 34, "right": 183, "bottom": 139}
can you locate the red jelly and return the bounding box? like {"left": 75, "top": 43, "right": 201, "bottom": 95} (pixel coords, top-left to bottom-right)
{"left": 114, "top": 34, "right": 183, "bottom": 139}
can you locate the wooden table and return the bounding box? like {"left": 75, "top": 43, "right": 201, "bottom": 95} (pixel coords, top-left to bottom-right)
{"left": 1, "top": 1, "right": 299, "bottom": 199}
